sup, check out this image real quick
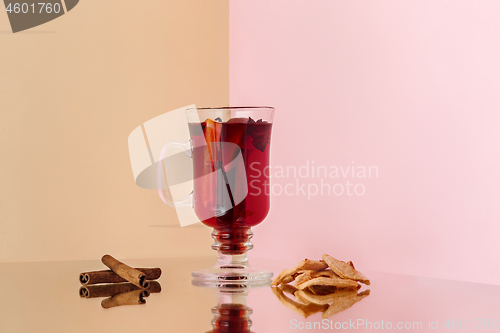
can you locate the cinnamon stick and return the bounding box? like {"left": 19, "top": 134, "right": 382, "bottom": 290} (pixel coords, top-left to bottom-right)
{"left": 101, "top": 255, "right": 150, "bottom": 289}
{"left": 79, "top": 281, "right": 162, "bottom": 298}
{"left": 79, "top": 268, "right": 161, "bottom": 286}
{"left": 101, "top": 290, "right": 149, "bottom": 309}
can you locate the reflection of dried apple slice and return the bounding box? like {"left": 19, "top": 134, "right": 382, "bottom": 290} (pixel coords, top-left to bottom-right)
{"left": 271, "top": 259, "right": 328, "bottom": 286}
{"left": 322, "top": 290, "right": 370, "bottom": 319}
{"left": 322, "top": 254, "right": 370, "bottom": 285}
{"left": 296, "top": 277, "right": 359, "bottom": 290}
{"left": 295, "top": 288, "right": 358, "bottom": 305}
{"left": 280, "top": 283, "right": 298, "bottom": 295}
{"left": 271, "top": 286, "right": 328, "bottom": 318}
{"left": 294, "top": 291, "right": 312, "bottom": 305}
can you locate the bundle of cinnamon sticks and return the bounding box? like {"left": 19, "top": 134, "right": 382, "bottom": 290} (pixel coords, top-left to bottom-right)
{"left": 79, "top": 255, "right": 162, "bottom": 309}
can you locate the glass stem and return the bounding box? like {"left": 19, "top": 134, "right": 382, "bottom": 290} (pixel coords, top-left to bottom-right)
{"left": 216, "top": 252, "right": 249, "bottom": 267}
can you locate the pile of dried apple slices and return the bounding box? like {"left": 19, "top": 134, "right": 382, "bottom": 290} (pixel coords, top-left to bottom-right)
{"left": 271, "top": 254, "right": 370, "bottom": 319}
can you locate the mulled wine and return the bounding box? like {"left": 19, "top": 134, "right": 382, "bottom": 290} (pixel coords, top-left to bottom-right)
{"left": 189, "top": 117, "right": 272, "bottom": 255}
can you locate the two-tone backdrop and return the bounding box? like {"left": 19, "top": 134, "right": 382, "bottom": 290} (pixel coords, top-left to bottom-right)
{"left": 1, "top": 0, "right": 499, "bottom": 286}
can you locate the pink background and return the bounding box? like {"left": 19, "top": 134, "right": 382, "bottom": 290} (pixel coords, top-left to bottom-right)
{"left": 230, "top": 0, "right": 500, "bottom": 285}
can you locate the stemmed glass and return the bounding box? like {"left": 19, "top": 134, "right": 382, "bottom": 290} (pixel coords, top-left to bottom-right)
{"left": 160, "top": 107, "right": 275, "bottom": 286}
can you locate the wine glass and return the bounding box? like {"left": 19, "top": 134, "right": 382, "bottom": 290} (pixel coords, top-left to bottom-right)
{"left": 160, "top": 107, "right": 275, "bottom": 286}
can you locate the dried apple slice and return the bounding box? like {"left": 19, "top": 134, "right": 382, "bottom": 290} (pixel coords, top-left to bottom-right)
{"left": 322, "top": 254, "right": 370, "bottom": 285}
{"left": 271, "top": 259, "right": 328, "bottom": 286}
{"left": 299, "top": 259, "right": 328, "bottom": 271}
{"left": 308, "top": 285, "right": 338, "bottom": 295}
{"left": 203, "top": 119, "right": 221, "bottom": 172}
{"left": 294, "top": 270, "right": 314, "bottom": 284}
{"left": 322, "top": 290, "right": 370, "bottom": 319}
{"left": 311, "top": 270, "right": 338, "bottom": 279}
{"left": 295, "top": 288, "right": 358, "bottom": 305}
{"left": 296, "top": 277, "right": 359, "bottom": 290}
{"left": 282, "top": 275, "right": 295, "bottom": 284}
{"left": 271, "top": 286, "right": 328, "bottom": 318}
{"left": 271, "top": 268, "right": 296, "bottom": 287}
{"left": 249, "top": 122, "right": 271, "bottom": 152}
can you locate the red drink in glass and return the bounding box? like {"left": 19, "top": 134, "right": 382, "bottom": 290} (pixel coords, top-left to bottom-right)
{"left": 189, "top": 118, "right": 272, "bottom": 255}
{"left": 179, "top": 106, "right": 275, "bottom": 286}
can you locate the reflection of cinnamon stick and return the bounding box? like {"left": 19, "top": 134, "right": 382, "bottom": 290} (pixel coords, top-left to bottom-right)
{"left": 79, "top": 268, "right": 161, "bottom": 286}
{"left": 79, "top": 281, "right": 162, "bottom": 298}
{"left": 101, "top": 255, "right": 150, "bottom": 289}
{"left": 101, "top": 290, "right": 149, "bottom": 309}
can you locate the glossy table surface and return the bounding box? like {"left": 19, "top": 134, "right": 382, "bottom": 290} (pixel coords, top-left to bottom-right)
{"left": 0, "top": 256, "right": 499, "bottom": 332}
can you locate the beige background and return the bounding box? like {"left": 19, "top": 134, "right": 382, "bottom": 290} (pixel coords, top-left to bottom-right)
{"left": 0, "top": 0, "right": 228, "bottom": 262}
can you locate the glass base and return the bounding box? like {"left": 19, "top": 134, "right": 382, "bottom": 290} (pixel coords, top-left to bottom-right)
{"left": 192, "top": 253, "right": 273, "bottom": 287}
{"left": 192, "top": 265, "right": 272, "bottom": 288}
